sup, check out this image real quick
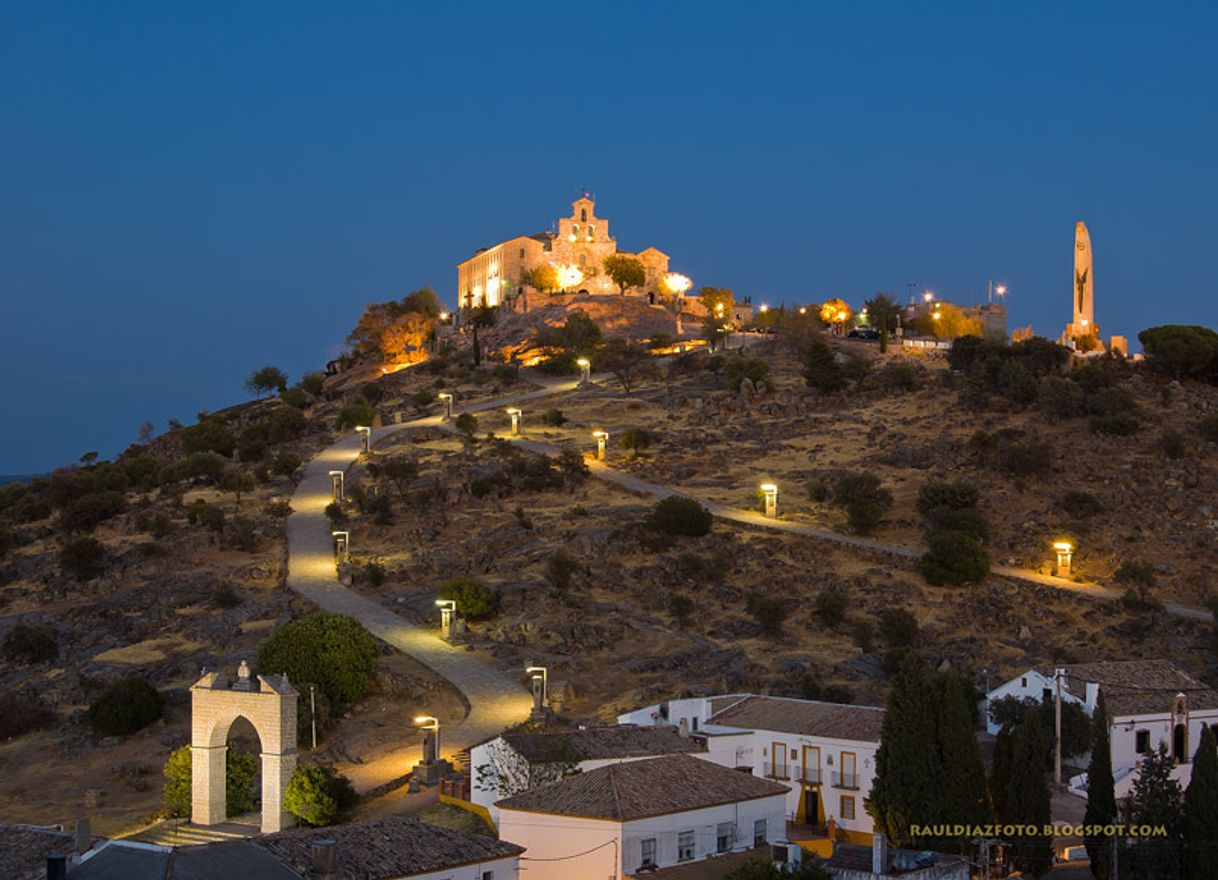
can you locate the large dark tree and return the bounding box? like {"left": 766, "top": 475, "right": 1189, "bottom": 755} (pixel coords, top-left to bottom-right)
{"left": 989, "top": 723, "right": 1014, "bottom": 824}
{"left": 1124, "top": 743, "right": 1183, "bottom": 879}
{"left": 1006, "top": 721, "right": 1054, "bottom": 878}
{"left": 863, "top": 292, "right": 903, "bottom": 353}
{"left": 1186, "top": 725, "right": 1218, "bottom": 879}
{"left": 1084, "top": 691, "right": 1117, "bottom": 879}
{"left": 934, "top": 673, "right": 991, "bottom": 845}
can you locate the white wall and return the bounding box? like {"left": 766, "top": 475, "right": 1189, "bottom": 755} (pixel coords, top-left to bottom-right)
{"left": 618, "top": 796, "right": 786, "bottom": 874}
{"left": 984, "top": 670, "right": 1076, "bottom": 735}
{"left": 1110, "top": 710, "right": 1218, "bottom": 779}
{"left": 409, "top": 855, "right": 520, "bottom": 880}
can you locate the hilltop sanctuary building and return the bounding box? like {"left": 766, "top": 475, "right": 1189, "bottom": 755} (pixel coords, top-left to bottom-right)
{"left": 456, "top": 193, "right": 671, "bottom": 309}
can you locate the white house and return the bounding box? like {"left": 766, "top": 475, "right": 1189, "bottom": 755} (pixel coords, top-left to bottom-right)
{"left": 496, "top": 753, "right": 790, "bottom": 880}
{"left": 469, "top": 725, "right": 706, "bottom": 825}
{"left": 984, "top": 659, "right": 1218, "bottom": 788}
{"left": 620, "top": 694, "right": 884, "bottom": 845}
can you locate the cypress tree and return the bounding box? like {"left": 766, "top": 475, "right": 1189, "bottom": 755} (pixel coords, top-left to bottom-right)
{"left": 1184, "top": 726, "right": 1218, "bottom": 880}
{"left": 1084, "top": 691, "right": 1117, "bottom": 879}
{"left": 935, "top": 673, "right": 992, "bottom": 847}
{"left": 989, "top": 723, "right": 1014, "bottom": 824}
{"left": 1125, "top": 743, "right": 1183, "bottom": 879}
{"left": 1006, "top": 720, "right": 1054, "bottom": 878}
{"left": 866, "top": 654, "right": 943, "bottom": 847}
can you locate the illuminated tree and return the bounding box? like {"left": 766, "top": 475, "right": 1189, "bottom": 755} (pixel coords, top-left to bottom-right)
{"left": 819, "top": 298, "right": 852, "bottom": 334}
{"left": 521, "top": 264, "right": 560, "bottom": 295}
{"left": 602, "top": 254, "right": 646, "bottom": 295}
{"left": 910, "top": 303, "right": 982, "bottom": 339}
{"left": 347, "top": 288, "right": 441, "bottom": 360}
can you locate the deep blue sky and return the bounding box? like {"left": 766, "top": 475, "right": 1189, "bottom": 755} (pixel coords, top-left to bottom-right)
{"left": 2, "top": 2, "right": 1216, "bottom": 474}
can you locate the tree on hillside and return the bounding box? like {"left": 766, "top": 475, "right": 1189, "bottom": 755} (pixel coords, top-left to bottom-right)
{"left": 801, "top": 336, "right": 846, "bottom": 393}
{"left": 521, "top": 264, "right": 560, "bottom": 296}
{"left": 598, "top": 338, "right": 656, "bottom": 393}
{"left": 220, "top": 467, "right": 257, "bottom": 507}
{"left": 989, "top": 723, "right": 1014, "bottom": 824}
{"left": 1084, "top": 691, "right": 1117, "bottom": 880}
{"left": 1124, "top": 743, "right": 1183, "bottom": 879}
{"left": 1138, "top": 325, "right": 1218, "bottom": 379}
{"left": 602, "top": 255, "right": 646, "bottom": 295}
{"left": 864, "top": 292, "right": 903, "bottom": 353}
{"left": 401, "top": 287, "right": 441, "bottom": 317}
{"left": 819, "top": 298, "right": 852, "bottom": 334}
{"left": 934, "top": 673, "right": 991, "bottom": 844}
{"left": 1006, "top": 720, "right": 1054, "bottom": 878}
{"left": 347, "top": 288, "right": 441, "bottom": 361}
{"left": 1185, "top": 725, "right": 1218, "bottom": 880}
{"left": 245, "top": 366, "right": 288, "bottom": 399}
{"left": 909, "top": 303, "right": 982, "bottom": 340}
{"left": 697, "top": 286, "right": 734, "bottom": 314}
{"left": 867, "top": 654, "right": 943, "bottom": 847}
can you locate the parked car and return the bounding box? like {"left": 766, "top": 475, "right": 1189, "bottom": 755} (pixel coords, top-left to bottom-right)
{"left": 846, "top": 327, "right": 881, "bottom": 340}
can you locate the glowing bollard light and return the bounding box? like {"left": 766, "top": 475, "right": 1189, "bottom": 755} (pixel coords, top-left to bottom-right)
{"left": 328, "top": 470, "right": 345, "bottom": 502}
{"left": 592, "top": 430, "right": 609, "bottom": 461}
{"left": 1054, "top": 540, "right": 1074, "bottom": 577}
{"left": 760, "top": 483, "right": 779, "bottom": 518}
{"left": 413, "top": 715, "right": 440, "bottom": 764}
{"left": 355, "top": 425, "right": 371, "bottom": 455}
{"left": 435, "top": 599, "right": 457, "bottom": 639}
{"left": 437, "top": 392, "right": 454, "bottom": 421}
{"left": 506, "top": 407, "right": 522, "bottom": 436}
{"left": 576, "top": 357, "right": 591, "bottom": 386}
{"left": 331, "top": 530, "right": 350, "bottom": 563}
{"left": 526, "top": 663, "right": 548, "bottom": 719}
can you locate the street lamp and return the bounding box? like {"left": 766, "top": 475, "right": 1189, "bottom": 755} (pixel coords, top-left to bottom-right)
{"left": 328, "top": 470, "right": 345, "bottom": 503}
{"left": 413, "top": 715, "right": 440, "bottom": 764}
{"left": 923, "top": 290, "right": 935, "bottom": 304}
{"left": 592, "top": 430, "right": 609, "bottom": 461}
{"left": 355, "top": 425, "right": 371, "bottom": 455}
{"left": 331, "top": 530, "right": 349, "bottom": 563}
{"left": 437, "top": 392, "right": 453, "bottom": 420}
{"left": 506, "top": 407, "right": 522, "bottom": 435}
{"left": 988, "top": 281, "right": 1008, "bottom": 304}
{"left": 664, "top": 272, "right": 691, "bottom": 336}
{"left": 435, "top": 599, "right": 457, "bottom": 638}
{"left": 526, "top": 663, "right": 548, "bottom": 719}
{"left": 576, "top": 357, "right": 591, "bottom": 385}
{"left": 1054, "top": 540, "right": 1074, "bottom": 577}
{"left": 760, "top": 483, "right": 779, "bottom": 518}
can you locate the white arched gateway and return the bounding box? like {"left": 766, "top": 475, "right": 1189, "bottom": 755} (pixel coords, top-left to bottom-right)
{"left": 190, "top": 662, "right": 298, "bottom": 833}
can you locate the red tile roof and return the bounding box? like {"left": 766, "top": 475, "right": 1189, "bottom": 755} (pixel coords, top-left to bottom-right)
{"left": 707, "top": 696, "right": 884, "bottom": 743}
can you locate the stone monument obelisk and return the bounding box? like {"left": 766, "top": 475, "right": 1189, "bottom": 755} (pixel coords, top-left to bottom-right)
{"left": 1064, "top": 221, "right": 1099, "bottom": 343}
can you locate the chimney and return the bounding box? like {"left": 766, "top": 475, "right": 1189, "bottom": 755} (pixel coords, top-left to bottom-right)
{"left": 872, "top": 833, "right": 888, "bottom": 876}
{"left": 310, "top": 838, "right": 338, "bottom": 879}
{"left": 46, "top": 854, "right": 67, "bottom": 880}
{"left": 74, "top": 818, "right": 91, "bottom": 854}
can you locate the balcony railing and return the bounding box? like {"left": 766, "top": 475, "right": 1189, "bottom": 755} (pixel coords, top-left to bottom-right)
{"left": 797, "top": 767, "right": 823, "bottom": 785}
{"left": 832, "top": 772, "right": 860, "bottom": 790}
{"left": 763, "top": 763, "right": 790, "bottom": 780}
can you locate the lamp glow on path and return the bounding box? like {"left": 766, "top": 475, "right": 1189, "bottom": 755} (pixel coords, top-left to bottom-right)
{"left": 576, "top": 357, "right": 591, "bottom": 385}
{"left": 592, "top": 430, "right": 609, "bottom": 461}
{"left": 437, "top": 392, "right": 453, "bottom": 420}
{"left": 331, "top": 530, "right": 349, "bottom": 563}
{"left": 328, "top": 470, "right": 345, "bottom": 502}
{"left": 1054, "top": 540, "right": 1074, "bottom": 577}
{"left": 526, "top": 664, "right": 548, "bottom": 718}
{"left": 435, "top": 599, "right": 457, "bottom": 638}
{"left": 355, "top": 425, "right": 371, "bottom": 455}
{"left": 760, "top": 483, "right": 779, "bottom": 518}
{"left": 413, "top": 714, "right": 440, "bottom": 764}
{"left": 506, "top": 407, "right": 522, "bottom": 435}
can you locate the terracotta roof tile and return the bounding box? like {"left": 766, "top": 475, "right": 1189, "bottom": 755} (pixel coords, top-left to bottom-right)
{"left": 496, "top": 754, "right": 787, "bottom": 821}
{"left": 1039, "top": 660, "right": 1218, "bottom": 717}
{"left": 501, "top": 726, "right": 705, "bottom": 763}
{"left": 707, "top": 696, "right": 884, "bottom": 743}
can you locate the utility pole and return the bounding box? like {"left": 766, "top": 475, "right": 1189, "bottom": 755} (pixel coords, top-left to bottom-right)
{"left": 1054, "top": 667, "right": 1064, "bottom": 785}
{"left": 310, "top": 685, "right": 317, "bottom": 750}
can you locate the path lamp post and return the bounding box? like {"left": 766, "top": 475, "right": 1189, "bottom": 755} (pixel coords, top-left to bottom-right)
{"left": 328, "top": 470, "right": 345, "bottom": 503}
{"left": 1054, "top": 540, "right": 1074, "bottom": 577}
{"left": 526, "top": 663, "right": 548, "bottom": 719}
{"left": 355, "top": 425, "right": 371, "bottom": 455}
{"left": 664, "top": 272, "right": 691, "bottom": 337}
{"left": 437, "top": 392, "right": 454, "bottom": 421}
{"left": 331, "top": 530, "right": 350, "bottom": 563}
{"left": 435, "top": 599, "right": 457, "bottom": 639}
{"left": 592, "top": 430, "right": 609, "bottom": 461}
{"left": 506, "top": 407, "right": 522, "bottom": 436}
{"left": 413, "top": 715, "right": 440, "bottom": 764}
{"left": 576, "top": 357, "right": 591, "bottom": 386}
{"left": 760, "top": 483, "right": 779, "bottom": 518}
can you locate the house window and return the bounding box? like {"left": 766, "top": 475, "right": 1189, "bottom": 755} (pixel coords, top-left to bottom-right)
{"left": 518, "top": 248, "right": 524, "bottom": 259}
{"left": 580, "top": 207, "right": 587, "bottom": 222}
{"left": 678, "top": 830, "right": 695, "bottom": 861}
{"left": 1042, "top": 688, "right": 1052, "bottom": 704}
{"left": 482, "top": 872, "right": 494, "bottom": 880}
{"left": 588, "top": 224, "right": 595, "bottom": 240}
{"left": 841, "top": 795, "right": 856, "bottom": 820}
{"left": 692, "top": 717, "right": 698, "bottom": 731}
{"left": 717, "top": 822, "right": 734, "bottom": 853}
{"left": 753, "top": 819, "right": 767, "bottom": 846}
{"left": 1021, "top": 677, "right": 1027, "bottom": 687}
{"left": 1136, "top": 730, "right": 1151, "bottom": 753}
{"left": 640, "top": 838, "right": 656, "bottom": 868}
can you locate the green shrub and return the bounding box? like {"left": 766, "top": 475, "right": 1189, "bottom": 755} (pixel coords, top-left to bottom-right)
{"left": 930, "top": 507, "right": 989, "bottom": 543}
{"left": 122, "top": 455, "right": 162, "bottom": 487}
{"left": 723, "top": 357, "right": 772, "bottom": 392}
{"left": 59, "top": 491, "right": 126, "bottom": 533}
{"left": 180, "top": 419, "right": 235, "bottom": 457}
{"left": 813, "top": 590, "right": 848, "bottom": 627}
{"left": 454, "top": 412, "right": 479, "bottom": 438}
{"left": 921, "top": 530, "right": 990, "bottom": 586}
{"left": 492, "top": 365, "right": 517, "bottom": 384}
{"left": 212, "top": 583, "right": 241, "bottom": 608}
{"left": 543, "top": 552, "right": 580, "bottom": 599}
{"left": 0, "top": 694, "right": 56, "bottom": 739}
{"left": 257, "top": 613, "right": 379, "bottom": 711}
{"left": 832, "top": 473, "right": 893, "bottom": 534}
{"left": 874, "top": 360, "right": 921, "bottom": 392}
{"left": 1138, "top": 325, "right": 1218, "bottom": 378}
{"left": 1199, "top": 414, "right": 1218, "bottom": 442}
{"left": 996, "top": 359, "right": 1038, "bottom": 406}
{"left": 299, "top": 372, "right": 326, "bottom": 396}
{"left": 646, "top": 496, "right": 713, "bottom": 537}
{"left": 668, "top": 594, "right": 695, "bottom": 629}
{"left": 845, "top": 499, "right": 887, "bottom": 535}
{"left": 801, "top": 337, "right": 846, "bottom": 393}
{"left": 60, "top": 537, "right": 106, "bottom": 581}
{"left": 1058, "top": 490, "right": 1103, "bottom": 519}
{"left": 280, "top": 386, "right": 310, "bottom": 409}
{"left": 1000, "top": 439, "right": 1052, "bottom": 477}
{"left": 2, "top": 624, "right": 58, "bottom": 664}
{"left": 916, "top": 480, "right": 980, "bottom": 516}
{"left": 533, "top": 349, "right": 580, "bottom": 375}
{"left": 335, "top": 399, "right": 375, "bottom": 431}
{"left": 1038, "top": 375, "right": 1085, "bottom": 418}
{"left": 541, "top": 409, "right": 567, "bottom": 427}
{"left": 746, "top": 593, "right": 785, "bottom": 638}
{"left": 284, "top": 763, "right": 358, "bottom": 826}
{"left": 87, "top": 677, "right": 164, "bottom": 736}
{"left": 410, "top": 390, "right": 436, "bottom": 410}
{"left": 619, "top": 429, "right": 653, "bottom": 454}
{"left": 436, "top": 576, "right": 498, "bottom": 619}
{"left": 187, "top": 500, "right": 226, "bottom": 533}
{"left": 91, "top": 463, "right": 131, "bottom": 493}
{"left": 266, "top": 406, "right": 307, "bottom": 442}
{"left": 806, "top": 479, "right": 831, "bottom": 503}
{"left": 364, "top": 562, "right": 385, "bottom": 587}
{"left": 1090, "top": 413, "right": 1139, "bottom": 436}
{"left": 272, "top": 450, "right": 302, "bottom": 476}
{"left": 878, "top": 608, "right": 919, "bottom": 647}
{"left": 1158, "top": 429, "right": 1187, "bottom": 460}
{"left": 1115, "top": 560, "right": 1156, "bottom": 589}
{"left": 162, "top": 744, "right": 258, "bottom": 818}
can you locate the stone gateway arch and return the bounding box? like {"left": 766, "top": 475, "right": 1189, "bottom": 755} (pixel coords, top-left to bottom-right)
{"left": 190, "top": 662, "right": 298, "bottom": 833}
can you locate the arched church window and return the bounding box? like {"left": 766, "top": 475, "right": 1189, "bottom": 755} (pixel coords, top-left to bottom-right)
{"left": 580, "top": 207, "right": 587, "bottom": 222}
